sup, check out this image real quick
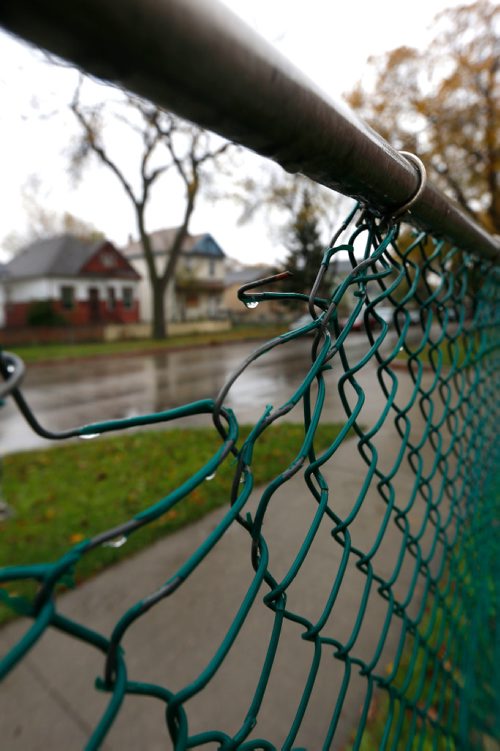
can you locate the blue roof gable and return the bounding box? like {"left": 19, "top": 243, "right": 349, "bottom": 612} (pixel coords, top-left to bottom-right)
{"left": 191, "top": 234, "right": 225, "bottom": 258}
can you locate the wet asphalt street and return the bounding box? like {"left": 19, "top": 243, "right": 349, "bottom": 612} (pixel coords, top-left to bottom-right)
{"left": 0, "top": 332, "right": 410, "bottom": 455}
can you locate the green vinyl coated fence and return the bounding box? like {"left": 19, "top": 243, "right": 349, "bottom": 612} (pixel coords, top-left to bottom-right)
{"left": 0, "top": 1, "right": 499, "bottom": 748}
{"left": 0, "top": 204, "right": 498, "bottom": 750}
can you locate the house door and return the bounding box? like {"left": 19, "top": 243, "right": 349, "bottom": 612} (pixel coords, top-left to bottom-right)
{"left": 88, "top": 287, "right": 101, "bottom": 322}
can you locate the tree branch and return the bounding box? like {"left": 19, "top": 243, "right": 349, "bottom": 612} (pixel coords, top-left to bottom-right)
{"left": 430, "top": 157, "right": 480, "bottom": 221}
{"left": 70, "top": 88, "right": 137, "bottom": 207}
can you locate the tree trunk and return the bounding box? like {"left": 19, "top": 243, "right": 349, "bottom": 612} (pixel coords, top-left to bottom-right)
{"left": 151, "top": 277, "right": 168, "bottom": 339}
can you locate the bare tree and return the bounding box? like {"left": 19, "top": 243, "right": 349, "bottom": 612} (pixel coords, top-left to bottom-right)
{"left": 236, "top": 166, "right": 349, "bottom": 272}
{"left": 70, "top": 80, "right": 233, "bottom": 339}
{"left": 235, "top": 169, "right": 343, "bottom": 239}
{"left": 2, "top": 174, "right": 104, "bottom": 255}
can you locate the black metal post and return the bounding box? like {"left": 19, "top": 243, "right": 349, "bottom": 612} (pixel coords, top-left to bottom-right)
{"left": 1, "top": 0, "right": 498, "bottom": 260}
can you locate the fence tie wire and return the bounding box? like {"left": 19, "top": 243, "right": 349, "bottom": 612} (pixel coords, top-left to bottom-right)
{"left": 392, "top": 152, "right": 428, "bottom": 220}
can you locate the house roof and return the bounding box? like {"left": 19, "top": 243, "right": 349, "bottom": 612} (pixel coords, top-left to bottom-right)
{"left": 122, "top": 228, "right": 226, "bottom": 259}
{"left": 4, "top": 235, "right": 138, "bottom": 280}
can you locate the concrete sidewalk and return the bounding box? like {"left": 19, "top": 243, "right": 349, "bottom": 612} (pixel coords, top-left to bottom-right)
{"left": 0, "top": 368, "right": 438, "bottom": 750}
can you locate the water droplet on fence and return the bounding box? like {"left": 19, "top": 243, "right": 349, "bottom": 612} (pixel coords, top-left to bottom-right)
{"left": 80, "top": 433, "right": 100, "bottom": 440}
{"left": 6, "top": 364, "right": 15, "bottom": 374}
{"left": 399, "top": 346, "right": 404, "bottom": 352}
{"left": 103, "top": 535, "right": 127, "bottom": 548}
{"left": 205, "top": 472, "right": 216, "bottom": 481}
{"left": 245, "top": 301, "right": 259, "bottom": 309}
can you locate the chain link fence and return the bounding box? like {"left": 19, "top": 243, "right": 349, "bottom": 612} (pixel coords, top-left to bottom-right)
{"left": 1, "top": 204, "right": 498, "bottom": 749}
{"left": 1, "top": 1, "right": 499, "bottom": 748}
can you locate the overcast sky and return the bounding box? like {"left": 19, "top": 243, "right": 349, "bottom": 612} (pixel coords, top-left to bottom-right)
{"left": 0, "top": 0, "right": 468, "bottom": 264}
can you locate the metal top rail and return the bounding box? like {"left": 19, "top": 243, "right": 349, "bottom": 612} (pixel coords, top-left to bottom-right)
{"left": 1, "top": 0, "right": 498, "bottom": 262}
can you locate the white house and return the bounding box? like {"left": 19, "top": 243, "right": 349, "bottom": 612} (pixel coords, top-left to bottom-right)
{"left": 0, "top": 235, "right": 141, "bottom": 329}
{"left": 121, "top": 228, "right": 227, "bottom": 324}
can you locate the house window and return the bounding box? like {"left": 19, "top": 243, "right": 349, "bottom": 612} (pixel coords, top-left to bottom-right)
{"left": 100, "top": 251, "right": 115, "bottom": 268}
{"left": 60, "top": 286, "right": 75, "bottom": 310}
{"left": 107, "top": 287, "right": 116, "bottom": 310}
{"left": 208, "top": 296, "right": 217, "bottom": 317}
{"left": 208, "top": 259, "right": 216, "bottom": 277}
{"left": 122, "top": 287, "right": 134, "bottom": 309}
{"left": 88, "top": 287, "right": 100, "bottom": 322}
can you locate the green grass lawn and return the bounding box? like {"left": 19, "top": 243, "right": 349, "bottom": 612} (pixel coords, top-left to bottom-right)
{"left": 343, "top": 491, "right": 499, "bottom": 751}
{"left": 6, "top": 323, "right": 286, "bottom": 364}
{"left": 396, "top": 336, "right": 483, "bottom": 370}
{"left": 343, "top": 630, "right": 459, "bottom": 751}
{"left": 0, "top": 421, "right": 347, "bottom": 624}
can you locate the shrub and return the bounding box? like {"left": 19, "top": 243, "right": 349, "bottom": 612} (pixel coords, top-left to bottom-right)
{"left": 26, "top": 300, "right": 68, "bottom": 327}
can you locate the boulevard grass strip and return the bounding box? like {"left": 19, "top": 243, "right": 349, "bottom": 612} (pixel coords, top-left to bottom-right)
{"left": 0, "top": 422, "right": 347, "bottom": 625}
{"left": 396, "top": 337, "right": 478, "bottom": 369}
{"left": 344, "top": 607, "right": 460, "bottom": 751}
{"left": 7, "top": 324, "right": 286, "bottom": 364}
{"left": 344, "top": 485, "right": 500, "bottom": 751}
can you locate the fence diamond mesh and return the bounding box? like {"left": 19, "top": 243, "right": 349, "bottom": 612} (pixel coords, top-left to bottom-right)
{"left": 0, "top": 203, "right": 498, "bottom": 750}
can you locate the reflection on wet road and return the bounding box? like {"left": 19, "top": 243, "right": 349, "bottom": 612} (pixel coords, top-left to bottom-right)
{"left": 0, "top": 331, "right": 413, "bottom": 454}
